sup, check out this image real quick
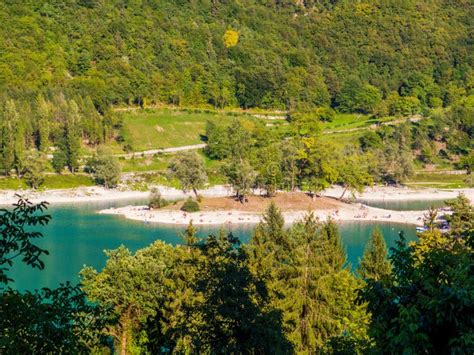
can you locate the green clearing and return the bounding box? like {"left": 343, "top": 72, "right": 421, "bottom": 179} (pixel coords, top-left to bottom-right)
{"left": 320, "top": 130, "right": 365, "bottom": 146}
{"left": 404, "top": 172, "right": 472, "bottom": 189}
{"left": 119, "top": 155, "right": 172, "bottom": 173}
{"left": 41, "top": 174, "right": 95, "bottom": 189}
{"left": 321, "top": 114, "right": 396, "bottom": 132}
{"left": 113, "top": 109, "right": 396, "bottom": 153}
{"left": 0, "top": 177, "right": 28, "bottom": 190}
{"left": 0, "top": 174, "right": 94, "bottom": 191}
{"left": 118, "top": 109, "right": 252, "bottom": 152}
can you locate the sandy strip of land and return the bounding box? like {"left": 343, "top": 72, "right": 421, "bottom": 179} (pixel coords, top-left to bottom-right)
{"left": 324, "top": 186, "right": 474, "bottom": 202}
{"left": 0, "top": 185, "right": 234, "bottom": 206}
{"left": 99, "top": 193, "right": 431, "bottom": 226}
{"left": 99, "top": 202, "right": 426, "bottom": 226}
{"left": 1, "top": 185, "right": 472, "bottom": 206}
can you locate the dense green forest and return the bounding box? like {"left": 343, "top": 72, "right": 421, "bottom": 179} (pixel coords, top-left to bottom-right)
{"left": 1, "top": 0, "right": 473, "bottom": 110}
{"left": 0, "top": 0, "right": 473, "bottom": 185}
{"left": 1, "top": 196, "right": 473, "bottom": 353}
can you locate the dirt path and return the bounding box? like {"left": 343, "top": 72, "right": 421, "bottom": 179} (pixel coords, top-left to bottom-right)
{"left": 324, "top": 115, "right": 424, "bottom": 135}
{"left": 46, "top": 143, "right": 206, "bottom": 160}
{"left": 115, "top": 143, "right": 206, "bottom": 159}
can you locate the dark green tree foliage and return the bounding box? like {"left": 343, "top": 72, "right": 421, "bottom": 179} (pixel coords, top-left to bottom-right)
{"left": 180, "top": 197, "right": 200, "bottom": 212}
{"left": 1, "top": 1, "right": 471, "bottom": 111}
{"left": 281, "top": 215, "right": 366, "bottom": 351}
{"left": 319, "top": 217, "right": 346, "bottom": 271}
{"left": 146, "top": 222, "right": 204, "bottom": 353}
{"left": 357, "top": 228, "right": 392, "bottom": 281}
{"left": 144, "top": 227, "right": 291, "bottom": 353}
{"left": 1, "top": 94, "right": 113, "bottom": 175}
{"left": 1, "top": 284, "right": 111, "bottom": 354}
{"left": 360, "top": 233, "right": 474, "bottom": 353}
{"left": 51, "top": 146, "right": 68, "bottom": 173}
{"left": 34, "top": 95, "right": 52, "bottom": 152}
{"left": 255, "top": 145, "right": 283, "bottom": 196}
{"left": 190, "top": 232, "right": 291, "bottom": 353}
{"left": 248, "top": 202, "right": 290, "bottom": 296}
{"left": 336, "top": 79, "right": 381, "bottom": 114}
{"left": 64, "top": 100, "right": 82, "bottom": 172}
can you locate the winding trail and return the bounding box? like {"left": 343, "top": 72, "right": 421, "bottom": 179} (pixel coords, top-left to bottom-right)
{"left": 46, "top": 143, "right": 206, "bottom": 160}
{"left": 115, "top": 143, "right": 206, "bottom": 158}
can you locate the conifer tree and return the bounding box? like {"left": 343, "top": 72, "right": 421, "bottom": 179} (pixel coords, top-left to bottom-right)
{"left": 282, "top": 215, "right": 367, "bottom": 351}
{"left": 445, "top": 193, "right": 473, "bottom": 240}
{"left": 320, "top": 218, "right": 346, "bottom": 271}
{"left": 79, "top": 96, "right": 103, "bottom": 145}
{"left": 253, "top": 202, "right": 286, "bottom": 248}
{"left": 65, "top": 100, "right": 82, "bottom": 172}
{"left": 12, "top": 105, "right": 26, "bottom": 177}
{"left": 0, "top": 100, "right": 27, "bottom": 176}
{"left": 147, "top": 221, "right": 204, "bottom": 353}
{"left": 35, "top": 95, "right": 51, "bottom": 152}
{"left": 357, "top": 228, "right": 392, "bottom": 281}
{"left": 189, "top": 232, "right": 291, "bottom": 353}
{"left": 248, "top": 203, "right": 289, "bottom": 308}
{"left": 0, "top": 100, "right": 16, "bottom": 175}
{"left": 51, "top": 142, "right": 68, "bottom": 173}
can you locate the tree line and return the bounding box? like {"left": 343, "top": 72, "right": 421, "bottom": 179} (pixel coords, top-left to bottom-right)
{"left": 1, "top": 195, "right": 473, "bottom": 353}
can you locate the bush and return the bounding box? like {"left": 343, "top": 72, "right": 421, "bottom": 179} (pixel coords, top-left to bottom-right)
{"left": 180, "top": 197, "right": 200, "bottom": 212}
{"left": 148, "top": 188, "right": 169, "bottom": 209}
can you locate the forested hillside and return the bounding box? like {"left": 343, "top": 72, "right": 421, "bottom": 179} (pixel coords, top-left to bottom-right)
{"left": 1, "top": 0, "right": 472, "bottom": 110}
{"left": 0, "top": 0, "right": 473, "bottom": 187}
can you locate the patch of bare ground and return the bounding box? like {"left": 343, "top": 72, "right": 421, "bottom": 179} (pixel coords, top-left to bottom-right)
{"left": 169, "top": 192, "right": 347, "bottom": 213}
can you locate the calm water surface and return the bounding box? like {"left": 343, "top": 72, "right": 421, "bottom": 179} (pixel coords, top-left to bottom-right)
{"left": 7, "top": 199, "right": 417, "bottom": 291}
{"left": 358, "top": 199, "right": 450, "bottom": 211}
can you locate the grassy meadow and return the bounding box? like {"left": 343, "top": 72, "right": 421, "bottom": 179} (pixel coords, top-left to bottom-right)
{"left": 117, "top": 108, "right": 252, "bottom": 152}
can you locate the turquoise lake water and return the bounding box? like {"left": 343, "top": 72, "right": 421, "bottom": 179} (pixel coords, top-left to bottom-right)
{"left": 6, "top": 199, "right": 419, "bottom": 291}
{"left": 358, "top": 198, "right": 449, "bottom": 211}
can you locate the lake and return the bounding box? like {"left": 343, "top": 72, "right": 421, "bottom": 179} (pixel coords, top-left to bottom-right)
{"left": 7, "top": 199, "right": 418, "bottom": 291}
{"left": 358, "top": 198, "right": 450, "bottom": 211}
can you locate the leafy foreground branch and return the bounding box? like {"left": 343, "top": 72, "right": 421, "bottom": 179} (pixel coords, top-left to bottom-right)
{"left": 0, "top": 198, "right": 113, "bottom": 354}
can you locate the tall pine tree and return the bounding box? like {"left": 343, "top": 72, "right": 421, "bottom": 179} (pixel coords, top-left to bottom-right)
{"left": 65, "top": 100, "right": 81, "bottom": 173}
{"left": 357, "top": 228, "right": 392, "bottom": 281}
{"left": 34, "top": 95, "right": 51, "bottom": 152}
{"left": 282, "top": 215, "right": 368, "bottom": 351}
{"left": 248, "top": 202, "right": 291, "bottom": 316}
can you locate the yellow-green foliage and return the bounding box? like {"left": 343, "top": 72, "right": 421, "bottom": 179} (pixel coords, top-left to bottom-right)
{"left": 223, "top": 29, "right": 239, "bottom": 48}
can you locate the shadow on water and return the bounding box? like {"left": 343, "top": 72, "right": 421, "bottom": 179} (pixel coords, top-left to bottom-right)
{"left": 8, "top": 199, "right": 416, "bottom": 291}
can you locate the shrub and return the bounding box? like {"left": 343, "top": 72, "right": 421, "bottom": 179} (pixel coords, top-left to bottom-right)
{"left": 181, "top": 197, "right": 200, "bottom": 212}
{"left": 148, "top": 188, "right": 169, "bottom": 209}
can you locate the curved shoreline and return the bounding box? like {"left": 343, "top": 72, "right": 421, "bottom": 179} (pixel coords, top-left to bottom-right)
{"left": 99, "top": 203, "right": 428, "bottom": 226}
{"left": 1, "top": 185, "right": 472, "bottom": 206}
